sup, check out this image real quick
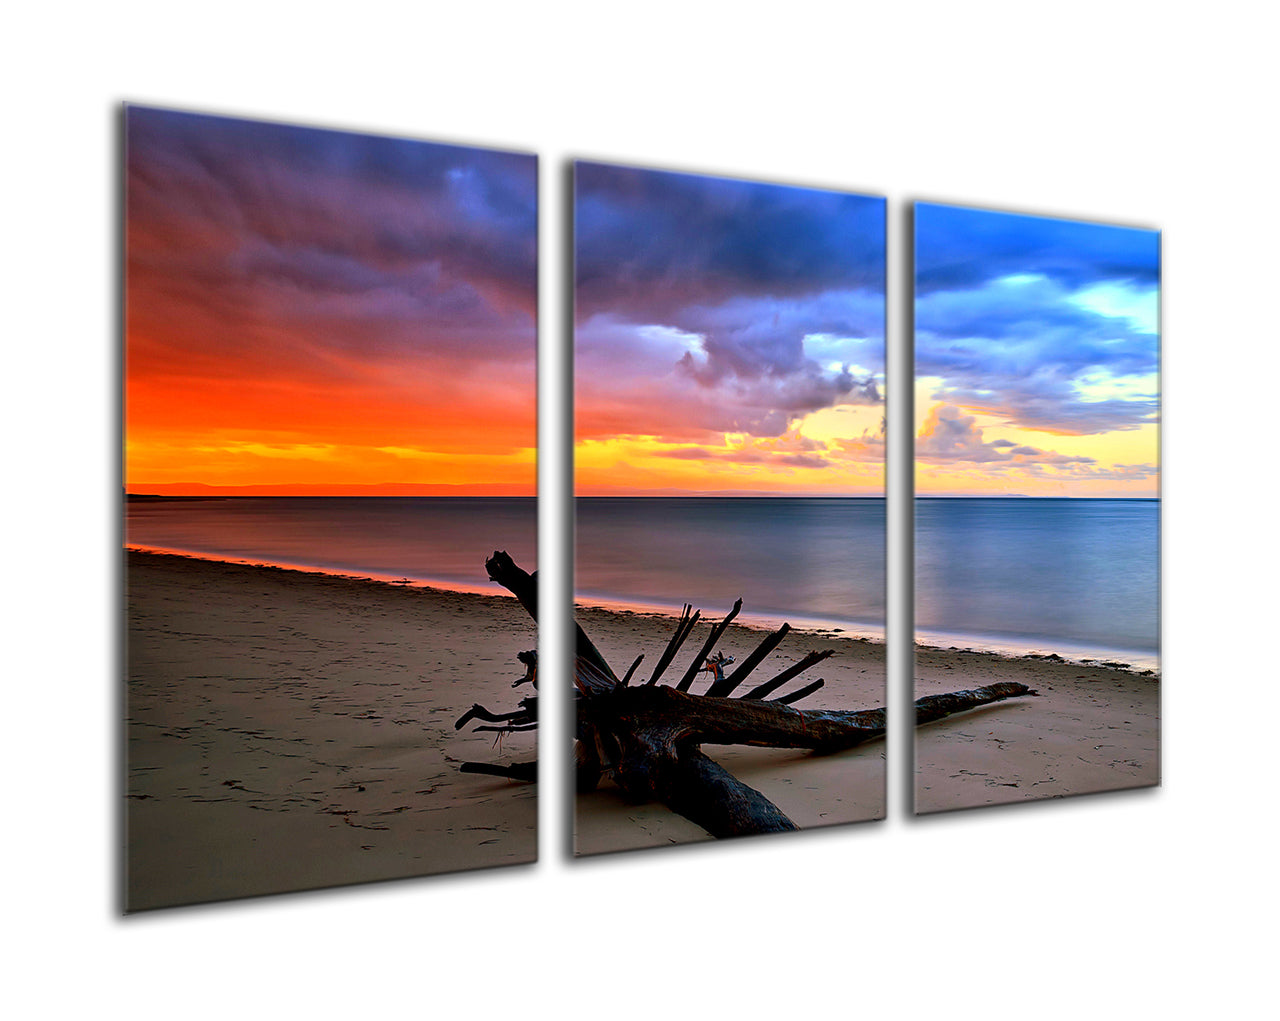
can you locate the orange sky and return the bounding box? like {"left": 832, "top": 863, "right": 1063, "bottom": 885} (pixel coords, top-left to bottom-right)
{"left": 125, "top": 107, "right": 537, "bottom": 496}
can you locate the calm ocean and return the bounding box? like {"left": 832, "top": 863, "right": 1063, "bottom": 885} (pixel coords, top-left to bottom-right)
{"left": 126, "top": 495, "right": 1157, "bottom": 663}
{"left": 126, "top": 497, "right": 537, "bottom": 593}
{"left": 574, "top": 497, "right": 886, "bottom": 634}
{"left": 915, "top": 497, "right": 1158, "bottom": 664}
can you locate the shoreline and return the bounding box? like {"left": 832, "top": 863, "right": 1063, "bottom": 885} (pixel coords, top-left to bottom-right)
{"left": 574, "top": 590, "right": 886, "bottom": 645}
{"left": 123, "top": 550, "right": 1155, "bottom": 675}
{"left": 125, "top": 542, "right": 516, "bottom": 599}
{"left": 576, "top": 592, "right": 1158, "bottom": 677}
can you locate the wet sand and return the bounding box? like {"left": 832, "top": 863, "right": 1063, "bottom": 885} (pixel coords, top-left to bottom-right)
{"left": 125, "top": 550, "right": 537, "bottom": 911}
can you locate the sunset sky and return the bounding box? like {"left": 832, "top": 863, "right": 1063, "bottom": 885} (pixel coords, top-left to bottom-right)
{"left": 915, "top": 203, "right": 1159, "bottom": 497}
{"left": 575, "top": 162, "right": 885, "bottom": 495}
{"left": 126, "top": 107, "right": 537, "bottom": 495}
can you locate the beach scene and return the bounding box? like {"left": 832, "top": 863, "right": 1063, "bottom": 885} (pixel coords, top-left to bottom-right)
{"left": 913, "top": 203, "right": 1161, "bottom": 813}
{"left": 573, "top": 162, "right": 889, "bottom": 851}
{"left": 124, "top": 108, "right": 538, "bottom": 909}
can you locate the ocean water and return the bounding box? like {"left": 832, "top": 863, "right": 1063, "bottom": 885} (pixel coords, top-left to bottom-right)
{"left": 126, "top": 495, "right": 1158, "bottom": 663}
{"left": 575, "top": 497, "right": 886, "bottom": 634}
{"left": 126, "top": 496, "right": 537, "bottom": 593}
{"left": 578, "top": 497, "right": 1157, "bottom": 663}
{"left": 915, "top": 498, "right": 1158, "bottom": 662}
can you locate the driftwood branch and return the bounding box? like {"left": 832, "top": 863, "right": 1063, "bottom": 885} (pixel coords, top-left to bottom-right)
{"left": 460, "top": 551, "right": 1035, "bottom": 838}
{"left": 676, "top": 599, "right": 741, "bottom": 691}
{"left": 645, "top": 605, "right": 700, "bottom": 686}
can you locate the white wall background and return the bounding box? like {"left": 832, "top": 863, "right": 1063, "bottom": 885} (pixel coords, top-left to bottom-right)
{"left": 8, "top": 2, "right": 1274, "bottom": 1016}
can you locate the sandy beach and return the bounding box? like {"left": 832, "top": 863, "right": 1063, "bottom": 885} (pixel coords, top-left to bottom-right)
{"left": 126, "top": 549, "right": 1159, "bottom": 901}
{"left": 125, "top": 550, "right": 538, "bottom": 911}
{"left": 914, "top": 643, "right": 1159, "bottom": 814}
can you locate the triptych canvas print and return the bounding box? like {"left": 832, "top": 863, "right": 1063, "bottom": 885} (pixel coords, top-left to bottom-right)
{"left": 124, "top": 106, "right": 1159, "bottom": 910}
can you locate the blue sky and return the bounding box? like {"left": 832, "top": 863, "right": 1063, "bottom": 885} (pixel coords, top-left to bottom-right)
{"left": 915, "top": 203, "right": 1159, "bottom": 496}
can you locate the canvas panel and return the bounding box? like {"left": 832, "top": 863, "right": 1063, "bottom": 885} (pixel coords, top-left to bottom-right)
{"left": 572, "top": 161, "right": 888, "bottom": 853}
{"left": 912, "top": 201, "right": 1160, "bottom": 813}
{"left": 124, "top": 107, "right": 538, "bottom": 909}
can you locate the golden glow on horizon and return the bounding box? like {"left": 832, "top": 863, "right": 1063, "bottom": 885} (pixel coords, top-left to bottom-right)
{"left": 913, "top": 378, "right": 1158, "bottom": 497}
{"left": 127, "top": 435, "right": 536, "bottom": 494}
{"left": 125, "top": 345, "right": 536, "bottom": 494}
{"left": 575, "top": 412, "right": 886, "bottom": 496}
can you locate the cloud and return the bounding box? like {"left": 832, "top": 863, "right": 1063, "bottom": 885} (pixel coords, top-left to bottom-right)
{"left": 575, "top": 315, "right": 882, "bottom": 443}
{"left": 914, "top": 207, "right": 1160, "bottom": 436}
{"left": 576, "top": 162, "right": 884, "bottom": 319}
{"left": 915, "top": 202, "right": 1159, "bottom": 295}
{"left": 655, "top": 432, "right": 833, "bottom": 470}
{"left": 831, "top": 431, "right": 885, "bottom": 463}
{"left": 127, "top": 106, "right": 538, "bottom": 395}
{"left": 573, "top": 163, "right": 885, "bottom": 447}
{"left": 916, "top": 405, "right": 1097, "bottom": 468}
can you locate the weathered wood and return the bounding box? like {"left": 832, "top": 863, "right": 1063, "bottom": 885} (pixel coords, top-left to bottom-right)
{"left": 620, "top": 654, "right": 644, "bottom": 685}
{"left": 474, "top": 723, "right": 538, "bottom": 733}
{"left": 635, "top": 745, "right": 797, "bottom": 837}
{"left": 706, "top": 622, "right": 791, "bottom": 696}
{"left": 741, "top": 649, "right": 835, "bottom": 700}
{"left": 460, "top": 760, "right": 537, "bottom": 782}
{"left": 487, "top": 549, "right": 619, "bottom": 685}
{"left": 913, "top": 683, "right": 1038, "bottom": 723}
{"left": 774, "top": 678, "right": 825, "bottom": 704}
{"left": 462, "top": 553, "right": 1036, "bottom": 840}
{"left": 645, "top": 605, "right": 700, "bottom": 685}
{"left": 675, "top": 598, "right": 742, "bottom": 691}
{"left": 454, "top": 697, "right": 537, "bottom": 730}
{"left": 513, "top": 649, "right": 537, "bottom": 688}
{"left": 581, "top": 684, "right": 882, "bottom": 754}
{"left": 575, "top": 657, "right": 617, "bottom": 696}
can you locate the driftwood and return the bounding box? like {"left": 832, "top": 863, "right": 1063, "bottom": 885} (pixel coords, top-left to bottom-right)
{"left": 458, "top": 551, "right": 1035, "bottom": 838}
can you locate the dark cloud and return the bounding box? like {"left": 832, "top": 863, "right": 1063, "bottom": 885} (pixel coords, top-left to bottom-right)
{"left": 576, "top": 162, "right": 884, "bottom": 319}
{"left": 574, "top": 163, "right": 885, "bottom": 443}
{"left": 127, "top": 106, "right": 537, "bottom": 383}
{"left": 915, "top": 202, "right": 1159, "bottom": 295}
